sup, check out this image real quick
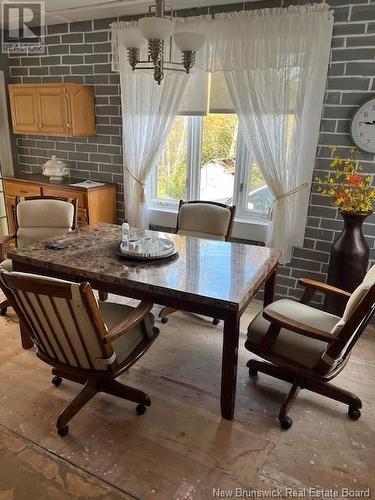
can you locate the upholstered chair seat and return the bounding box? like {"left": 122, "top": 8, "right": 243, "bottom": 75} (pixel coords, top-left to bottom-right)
{"left": 0, "top": 197, "right": 77, "bottom": 316}
{"left": 99, "top": 301, "right": 155, "bottom": 364}
{"left": 247, "top": 299, "right": 341, "bottom": 369}
{"left": 245, "top": 264, "right": 375, "bottom": 430}
{"left": 0, "top": 270, "right": 159, "bottom": 436}
{"left": 0, "top": 259, "right": 13, "bottom": 272}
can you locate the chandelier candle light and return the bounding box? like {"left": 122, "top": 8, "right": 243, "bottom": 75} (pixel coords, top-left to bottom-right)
{"left": 120, "top": 0, "right": 206, "bottom": 84}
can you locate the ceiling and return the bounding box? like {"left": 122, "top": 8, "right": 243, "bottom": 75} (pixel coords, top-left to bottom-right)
{"left": 1, "top": 0, "right": 251, "bottom": 26}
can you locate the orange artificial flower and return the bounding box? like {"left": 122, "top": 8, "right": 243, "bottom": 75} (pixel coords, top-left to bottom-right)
{"left": 315, "top": 147, "right": 375, "bottom": 213}
{"left": 334, "top": 191, "right": 348, "bottom": 203}
{"left": 347, "top": 174, "right": 362, "bottom": 186}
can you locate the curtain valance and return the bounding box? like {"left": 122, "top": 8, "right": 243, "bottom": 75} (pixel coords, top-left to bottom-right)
{"left": 111, "top": 4, "right": 333, "bottom": 73}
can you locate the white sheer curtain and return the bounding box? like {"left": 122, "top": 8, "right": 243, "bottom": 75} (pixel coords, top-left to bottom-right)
{"left": 217, "top": 7, "right": 333, "bottom": 263}
{"left": 114, "top": 28, "right": 188, "bottom": 227}
{"left": 111, "top": 6, "right": 333, "bottom": 255}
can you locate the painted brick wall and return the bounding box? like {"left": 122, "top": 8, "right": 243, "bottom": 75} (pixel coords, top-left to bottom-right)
{"left": 6, "top": 0, "right": 375, "bottom": 301}
{"left": 280, "top": 0, "right": 375, "bottom": 302}
{"left": 7, "top": 18, "right": 125, "bottom": 217}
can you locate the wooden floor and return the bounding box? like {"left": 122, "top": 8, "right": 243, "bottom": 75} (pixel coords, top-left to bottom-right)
{"left": 1, "top": 296, "right": 375, "bottom": 499}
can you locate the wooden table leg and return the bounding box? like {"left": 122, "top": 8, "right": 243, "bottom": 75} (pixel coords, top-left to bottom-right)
{"left": 220, "top": 311, "right": 240, "bottom": 420}
{"left": 20, "top": 319, "right": 33, "bottom": 350}
{"left": 263, "top": 265, "right": 277, "bottom": 307}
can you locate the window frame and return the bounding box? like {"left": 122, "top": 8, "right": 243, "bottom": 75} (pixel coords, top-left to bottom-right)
{"left": 148, "top": 114, "right": 271, "bottom": 222}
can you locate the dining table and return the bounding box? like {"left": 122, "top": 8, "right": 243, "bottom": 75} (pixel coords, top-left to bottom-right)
{"left": 8, "top": 223, "right": 280, "bottom": 420}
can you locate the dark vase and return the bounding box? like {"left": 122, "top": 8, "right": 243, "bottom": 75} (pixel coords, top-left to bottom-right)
{"left": 324, "top": 211, "right": 371, "bottom": 316}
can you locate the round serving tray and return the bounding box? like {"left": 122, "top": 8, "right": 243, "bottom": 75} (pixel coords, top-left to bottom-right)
{"left": 115, "top": 237, "right": 178, "bottom": 261}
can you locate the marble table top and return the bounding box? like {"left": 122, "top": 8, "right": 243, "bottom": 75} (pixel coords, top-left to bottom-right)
{"left": 9, "top": 224, "right": 280, "bottom": 311}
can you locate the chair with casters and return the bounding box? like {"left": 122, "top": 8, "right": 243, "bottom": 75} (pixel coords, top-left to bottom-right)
{"left": 245, "top": 266, "right": 375, "bottom": 430}
{"left": 0, "top": 196, "right": 77, "bottom": 316}
{"left": 159, "top": 199, "right": 236, "bottom": 326}
{"left": 0, "top": 270, "right": 159, "bottom": 437}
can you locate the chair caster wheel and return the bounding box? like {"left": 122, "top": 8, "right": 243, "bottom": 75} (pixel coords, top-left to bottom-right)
{"left": 280, "top": 417, "right": 293, "bottom": 430}
{"left": 136, "top": 404, "right": 147, "bottom": 415}
{"left": 160, "top": 317, "right": 168, "bottom": 324}
{"left": 52, "top": 376, "right": 62, "bottom": 387}
{"left": 348, "top": 406, "right": 361, "bottom": 420}
{"left": 248, "top": 367, "right": 258, "bottom": 378}
{"left": 212, "top": 318, "right": 220, "bottom": 326}
{"left": 0, "top": 307, "right": 7, "bottom": 316}
{"left": 57, "top": 425, "right": 69, "bottom": 437}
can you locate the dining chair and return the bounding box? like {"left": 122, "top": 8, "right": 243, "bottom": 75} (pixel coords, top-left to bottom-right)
{"left": 245, "top": 266, "right": 375, "bottom": 430}
{"left": 0, "top": 270, "right": 159, "bottom": 437}
{"left": 159, "top": 199, "right": 236, "bottom": 325}
{"left": 0, "top": 196, "right": 77, "bottom": 316}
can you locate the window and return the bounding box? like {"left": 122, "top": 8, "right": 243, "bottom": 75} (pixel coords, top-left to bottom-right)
{"left": 243, "top": 162, "right": 272, "bottom": 214}
{"left": 200, "top": 114, "right": 237, "bottom": 203}
{"left": 149, "top": 113, "right": 272, "bottom": 220}
{"left": 149, "top": 71, "right": 275, "bottom": 220}
{"left": 156, "top": 116, "right": 188, "bottom": 201}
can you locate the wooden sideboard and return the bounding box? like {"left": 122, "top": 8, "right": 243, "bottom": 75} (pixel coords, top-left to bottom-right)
{"left": 1, "top": 174, "right": 117, "bottom": 234}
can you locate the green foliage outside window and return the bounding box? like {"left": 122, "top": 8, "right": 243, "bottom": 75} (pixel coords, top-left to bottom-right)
{"left": 201, "top": 114, "right": 238, "bottom": 166}
{"left": 248, "top": 163, "right": 267, "bottom": 192}
{"left": 157, "top": 117, "right": 188, "bottom": 200}
{"left": 156, "top": 114, "right": 268, "bottom": 202}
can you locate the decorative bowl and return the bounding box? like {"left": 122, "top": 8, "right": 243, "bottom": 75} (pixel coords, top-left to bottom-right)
{"left": 42, "top": 155, "right": 69, "bottom": 181}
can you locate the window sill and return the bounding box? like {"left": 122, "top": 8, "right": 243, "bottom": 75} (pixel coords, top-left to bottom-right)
{"left": 148, "top": 205, "right": 269, "bottom": 243}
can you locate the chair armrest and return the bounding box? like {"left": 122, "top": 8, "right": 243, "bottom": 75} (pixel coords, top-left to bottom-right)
{"left": 299, "top": 278, "right": 351, "bottom": 298}
{"left": 299, "top": 278, "right": 351, "bottom": 305}
{"left": 263, "top": 308, "right": 335, "bottom": 344}
{"left": 103, "top": 301, "right": 153, "bottom": 344}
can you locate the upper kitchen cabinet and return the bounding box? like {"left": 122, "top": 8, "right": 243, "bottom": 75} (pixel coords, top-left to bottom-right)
{"left": 8, "top": 83, "right": 96, "bottom": 137}
{"left": 8, "top": 85, "right": 39, "bottom": 134}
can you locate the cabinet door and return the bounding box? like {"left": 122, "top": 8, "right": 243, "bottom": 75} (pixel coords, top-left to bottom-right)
{"left": 68, "top": 84, "right": 96, "bottom": 136}
{"left": 9, "top": 86, "right": 39, "bottom": 134}
{"left": 35, "top": 85, "right": 69, "bottom": 136}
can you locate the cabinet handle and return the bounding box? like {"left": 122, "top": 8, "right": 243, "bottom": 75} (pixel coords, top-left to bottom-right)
{"left": 20, "top": 190, "right": 28, "bottom": 194}
{"left": 37, "top": 122, "right": 41, "bottom": 128}
{"left": 66, "top": 122, "right": 70, "bottom": 128}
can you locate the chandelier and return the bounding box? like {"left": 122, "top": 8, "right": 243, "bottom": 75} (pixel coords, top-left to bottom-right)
{"left": 120, "top": 0, "right": 206, "bottom": 84}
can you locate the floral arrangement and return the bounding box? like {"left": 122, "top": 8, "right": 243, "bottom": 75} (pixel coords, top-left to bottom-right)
{"left": 315, "top": 146, "right": 375, "bottom": 214}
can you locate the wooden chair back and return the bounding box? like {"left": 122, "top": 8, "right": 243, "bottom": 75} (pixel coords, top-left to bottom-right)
{"left": 176, "top": 200, "right": 236, "bottom": 241}
{"left": 0, "top": 270, "right": 115, "bottom": 372}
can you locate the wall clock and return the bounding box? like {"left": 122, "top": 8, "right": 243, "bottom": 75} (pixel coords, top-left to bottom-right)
{"left": 350, "top": 97, "right": 375, "bottom": 153}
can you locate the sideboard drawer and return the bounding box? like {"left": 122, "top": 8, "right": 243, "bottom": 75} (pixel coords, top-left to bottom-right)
{"left": 4, "top": 181, "right": 41, "bottom": 198}
{"left": 42, "top": 186, "right": 86, "bottom": 208}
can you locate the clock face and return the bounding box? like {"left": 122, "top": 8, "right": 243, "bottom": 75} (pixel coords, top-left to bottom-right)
{"left": 351, "top": 97, "right": 375, "bottom": 153}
